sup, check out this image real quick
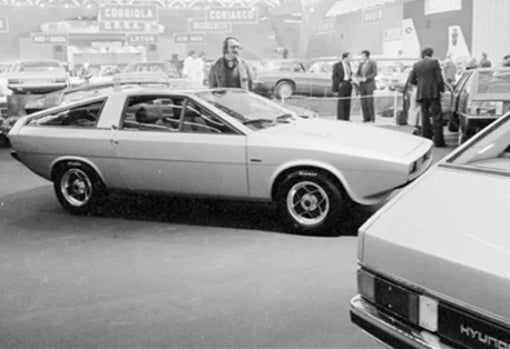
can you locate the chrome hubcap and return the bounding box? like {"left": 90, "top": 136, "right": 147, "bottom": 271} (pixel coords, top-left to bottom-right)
{"left": 278, "top": 84, "right": 292, "bottom": 99}
{"left": 60, "top": 168, "right": 92, "bottom": 207}
{"left": 287, "top": 181, "right": 329, "bottom": 226}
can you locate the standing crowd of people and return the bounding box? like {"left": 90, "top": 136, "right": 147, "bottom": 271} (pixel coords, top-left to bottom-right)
{"left": 202, "top": 35, "right": 510, "bottom": 148}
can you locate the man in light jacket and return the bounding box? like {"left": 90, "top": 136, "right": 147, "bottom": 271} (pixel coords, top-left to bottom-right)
{"left": 208, "top": 37, "right": 253, "bottom": 90}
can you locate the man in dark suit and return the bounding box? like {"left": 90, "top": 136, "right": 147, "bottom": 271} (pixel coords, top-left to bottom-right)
{"left": 332, "top": 52, "right": 353, "bottom": 121}
{"left": 356, "top": 50, "right": 378, "bottom": 122}
{"left": 409, "top": 47, "right": 446, "bottom": 147}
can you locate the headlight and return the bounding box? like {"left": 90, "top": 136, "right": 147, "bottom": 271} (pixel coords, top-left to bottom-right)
{"left": 467, "top": 100, "right": 503, "bottom": 116}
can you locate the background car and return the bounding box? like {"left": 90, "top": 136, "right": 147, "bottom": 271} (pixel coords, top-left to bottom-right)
{"left": 351, "top": 111, "right": 510, "bottom": 349}
{"left": 9, "top": 87, "right": 432, "bottom": 235}
{"left": 117, "top": 61, "right": 181, "bottom": 82}
{"left": 252, "top": 58, "right": 336, "bottom": 99}
{"left": 452, "top": 67, "right": 510, "bottom": 143}
{"left": 5, "top": 60, "right": 69, "bottom": 120}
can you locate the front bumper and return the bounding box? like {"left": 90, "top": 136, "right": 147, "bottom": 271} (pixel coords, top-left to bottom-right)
{"left": 350, "top": 296, "right": 454, "bottom": 349}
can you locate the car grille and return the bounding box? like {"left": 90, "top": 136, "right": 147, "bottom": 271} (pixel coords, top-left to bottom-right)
{"left": 358, "top": 269, "right": 510, "bottom": 349}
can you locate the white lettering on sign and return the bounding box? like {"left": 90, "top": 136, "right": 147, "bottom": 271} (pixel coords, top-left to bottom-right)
{"left": 362, "top": 7, "right": 383, "bottom": 24}
{"left": 383, "top": 28, "right": 402, "bottom": 41}
{"left": 31, "top": 33, "right": 67, "bottom": 44}
{"left": 100, "top": 21, "right": 147, "bottom": 32}
{"left": 425, "top": 0, "right": 462, "bottom": 15}
{"left": 99, "top": 5, "right": 158, "bottom": 22}
{"left": 188, "top": 20, "right": 232, "bottom": 33}
{"left": 174, "top": 34, "right": 206, "bottom": 44}
{"left": 206, "top": 7, "right": 258, "bottom": 23}
{"left": 128, "top": 34, "right": 158, "bottom": 44}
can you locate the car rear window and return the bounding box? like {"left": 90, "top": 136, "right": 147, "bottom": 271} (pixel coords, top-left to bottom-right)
{"left": 16, "top": 61, "right": 64, "bottom": 73}
{"left": 28, "top": 100, "right": 105, "bottom": 128}
{"left": 475, "top": 70, "right": 510, "bottom": 94}
{"left": 446, "top": 113, "right": 510, "bottom": 174}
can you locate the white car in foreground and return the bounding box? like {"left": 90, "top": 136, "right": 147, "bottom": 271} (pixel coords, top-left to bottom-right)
{"left": 9, "top": 88, "right": 432, "bottom": 234}
{"left": 351, "top": 112, "right": 510, "bottom": 347}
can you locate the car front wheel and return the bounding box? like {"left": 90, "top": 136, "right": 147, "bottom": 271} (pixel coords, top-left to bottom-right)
{"left": 277, "top": 170, "right": 344, "bottom": 235}
{"left": 53, "top": 163, "right": 106, "bottom": 215}
{"left": 274, "top": 81, "right": 294, "bottom": 100}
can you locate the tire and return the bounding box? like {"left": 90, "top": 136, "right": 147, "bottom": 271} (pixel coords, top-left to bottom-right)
{"left": 276, "top": 170, "right": 344, "bottom": 235}
{"left": 53, "top": 162, "right": 106, "bottom": 215}
{"left": 0, "top": 134, "right": 9, "bottom": 148}
{"left": 274, "top": 81, "right": 294, "bottom": 100}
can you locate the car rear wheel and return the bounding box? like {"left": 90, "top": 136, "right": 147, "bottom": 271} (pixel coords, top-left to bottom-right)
{"left": 53, "top": 163, "right": 106, "bottom": 215}
{"left": 277, "top": 170, "right": 344, "bottom": 235}
{"left": 274, "top": 81, "right": 294, "bottom": 100}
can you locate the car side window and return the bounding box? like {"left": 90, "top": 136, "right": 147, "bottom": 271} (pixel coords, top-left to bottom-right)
{"left": 28, "top": 100, "right": 105, "bottom": 128}
{"left": 181, "top": 99, "right": 235, "bottom": 135}
{"left": 121, "top": 96, "right": 182, "bottom": 132}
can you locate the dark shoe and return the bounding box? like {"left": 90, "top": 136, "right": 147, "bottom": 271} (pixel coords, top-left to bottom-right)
{"left": 434, "top": 143, "right": 447, "bottom": 148}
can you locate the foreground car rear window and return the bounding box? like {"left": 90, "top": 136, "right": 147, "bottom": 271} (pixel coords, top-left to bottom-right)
{"left": 447, "top": 113, "right": 510, "bottom": 174}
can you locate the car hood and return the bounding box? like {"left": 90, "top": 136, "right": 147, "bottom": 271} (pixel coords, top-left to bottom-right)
{"left": 253, "top": 118, "right": 425, "bottom": 159}
{"left": 360, "top": 166, "right": 510, "bottom": 322}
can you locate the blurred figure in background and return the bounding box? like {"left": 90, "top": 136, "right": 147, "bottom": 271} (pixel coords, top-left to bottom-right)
{"left": 182, "top": 50, "right": 197, "bottom": 80}
{"left": 78, "top": 62, "right": 93, "bottom": 84}
{"left": 465, "top": 57, "right": 479, "bottom": 70}
{"left": 208, "top": 36, "right": 253, "bottom": 90}
{"left": 479, "top": 52, "right": 492, "bottom": 68}
{"left": 443, "top": 54, "right": 457, "bottom": 85}
{"left": 502, "top": 54, "right": 510, "bottom": 67}
{"left": 356, "top": 50, "right": 378, "bottom": 122}
{"left": 192, "top": 51, "right": 206, "bottom": 86}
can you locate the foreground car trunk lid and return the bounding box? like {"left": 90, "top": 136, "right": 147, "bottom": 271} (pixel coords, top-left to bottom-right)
{"left": 360, "top": 165, "right": 510, "bottom": 324}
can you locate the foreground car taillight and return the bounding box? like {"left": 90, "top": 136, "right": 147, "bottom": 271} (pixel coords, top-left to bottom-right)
{"left": 467, "top": 100, "right": 503, "bottom": 116}
{"left": 357, "top": 269, "right": 439, "bottom": 333}
{"left": 8, "top": 79, "right": 22, "bottom": 85}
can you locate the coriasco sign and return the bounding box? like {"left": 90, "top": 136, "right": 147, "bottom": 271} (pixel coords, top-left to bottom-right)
{"left": 205, "top": 7, "right": 259, "bottom": 24}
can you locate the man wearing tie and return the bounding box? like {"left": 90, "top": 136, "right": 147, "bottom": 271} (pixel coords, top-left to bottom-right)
{"left": 357, "top": 50, "right": 378, "bottom": 122}
{"left": 332, "top": 52, "right": 353, "bottom": 121}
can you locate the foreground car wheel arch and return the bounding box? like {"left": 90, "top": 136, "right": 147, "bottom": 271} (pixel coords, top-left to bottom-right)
{"left": 52, "top": 161, "right": 107, "bottom": 215}
{"left": 274, "top": 168, "right": 349, "bottom": 235}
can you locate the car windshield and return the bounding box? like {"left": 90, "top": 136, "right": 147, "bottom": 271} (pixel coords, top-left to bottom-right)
{"left": 475, "top": 69, "right": 510, "bottom": 94}
{"left": 447, "top": 113, "right": 510, "bottom": 173}
{"left": 196, "top": 89, "right": 296, "bottom": 130}
{"left": 17, "top": 61, "right": 64, "bottom": 73}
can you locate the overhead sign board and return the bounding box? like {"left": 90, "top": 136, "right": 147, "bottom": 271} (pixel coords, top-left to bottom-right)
{"left": 0, "top": 16, "right": 8, "bottom": 33}
{"left": 205, "top": 7, "right": 259, "bottom": 24}
{"left": 98, "top": 5, "right": 159, "bottom": 23}
{"left": 127, "top": 34, "right": 158, "bottom": 45}
{"left": 188, "top": 19, "right": 232, "bottom": 33}
{"left": 174, "top": 34, "right": 206, "bottom": 44}
{"left": 318, "top": 18, "right": 335, "bottom": 35}
{"left": 425, "top": 0, "right": 462, "bottom": 15}
{"left": 31, "top": 33, "right": 67, "bottom": 44}
{"left": 362, "top": 7, "right": 383, "bottom": 25}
